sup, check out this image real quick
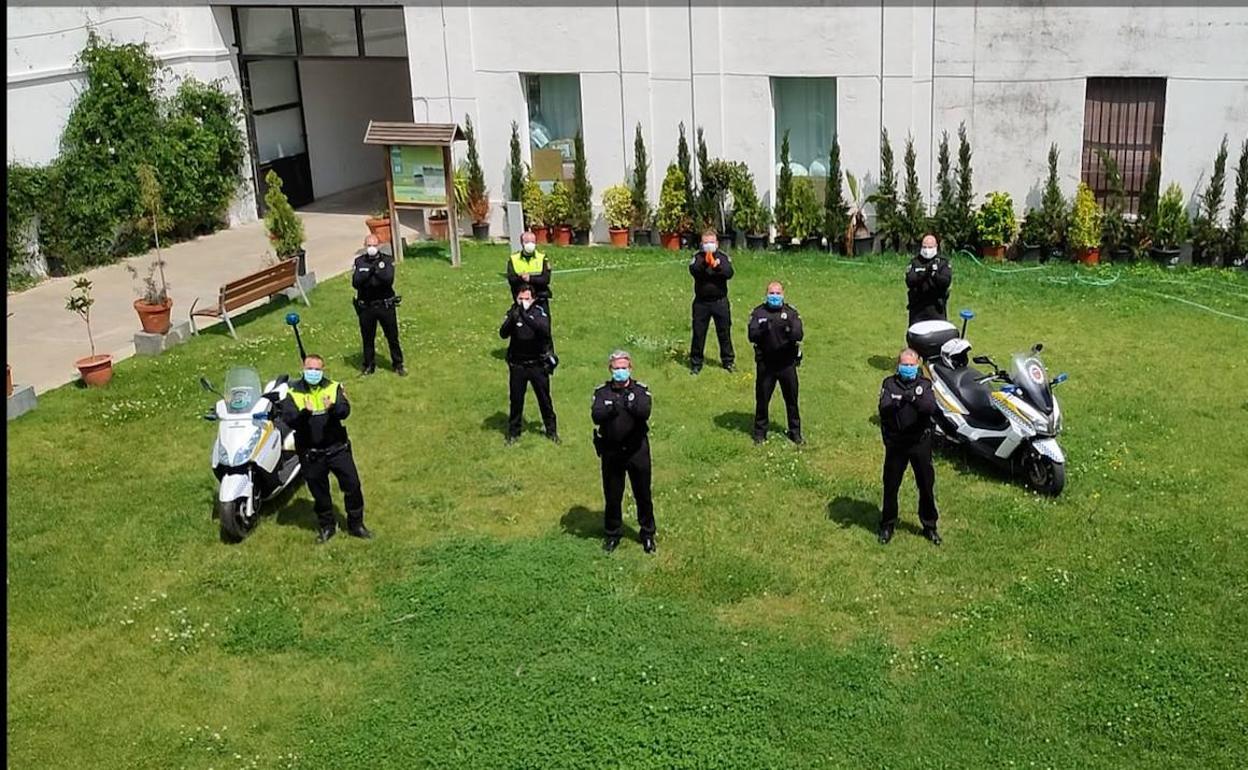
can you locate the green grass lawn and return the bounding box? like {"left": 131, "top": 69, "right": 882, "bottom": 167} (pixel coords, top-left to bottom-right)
{"left": 7, "top": 244, "right": 1248, "bottom": 769}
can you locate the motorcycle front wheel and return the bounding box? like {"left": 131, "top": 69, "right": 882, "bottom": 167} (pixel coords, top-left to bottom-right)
{"left": 1023, "top": 450, "right": 1066, "bottom": 496}
{"left": 217, "top": 491, "right": 260, "bottom": 543}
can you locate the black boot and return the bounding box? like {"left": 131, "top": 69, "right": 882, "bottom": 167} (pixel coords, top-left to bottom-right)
{"left": 877, "top": 525, "right": 894, "bottom": 545}
{"left": 602, "top": 535, "right": 621, "bottom": 553}
{"left": 922, "top": 527, "right": 942, "bottom": 546}
{"left": 316, "top": 525, "right": 336, "bottom": 544}
{"left": 641, "top": 534, "right": 657, "bottom": 554}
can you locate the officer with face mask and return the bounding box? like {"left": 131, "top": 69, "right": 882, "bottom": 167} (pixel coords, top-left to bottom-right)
{"left": 279, "top": 354, "right": 372, "bottom": 544}
{"left": 747, "top": 281, "right": 805, "bottom": 445}
{"left": 877, "top": 347, "right": 941, "bottom": 546}
{"left": 906, "top": 233, "right": 953, "bottom": 325}
{"left": 499, "top": 284, "right": 558, "bottom": 445}
{"left": 352, "top": 234, "right": 406, "bottom": 376}
{"left": 688, "top": 229, "right": 736, "bottom": 374}
{"left": 591, "top": 350, "right": 655, "bottom": 554}
{"left": 507, "top": 231, "right": 552, "bottom": 316}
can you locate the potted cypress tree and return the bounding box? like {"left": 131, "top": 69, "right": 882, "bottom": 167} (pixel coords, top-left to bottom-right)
{"left": 774, "top": 130, "right": 794, "bottom": 244}
{"left": 788, "top": 177, "right": 823, "bottom": 250}
{"left": 1097, "top": 150, "right": 1130, "bottom": 262}
{"left": 729, "top": 167, "right": 768, "bottom": 250}
{"left": 602, "top": 185, "right": 633, "bottom": 247}
{"left": 508, "top": 121, "right": 524, "bottom": 205}
{"left": 824, "top": 139, "right": 850, "bottom": 254}
{"left": 463, "top": 114, "right": 491, "bottom": 241}
{"left": 846, "top": 172, "right": 874, "bottom": 256}
{"left": 1019, "top": 209, "right": 1044, "bottom": 262}
{"left": 657, "top": 164, "right": 691, "bottom": 251}
{"left": 951, "top": 124, "right": 976, "bottom": 251}
{"left": 1069, "top": 183, "right": 1105, "bottom": 266}
{"left": 547, "top": 182, "right": 573, "bottom": 246}
{"left": 630, "top": 123, "right": 652, "bottom": 246}
{"left": 1038, "top": 144, "right": 1068, "bottom": 263}
{"left": 1150, "top": 183, "right": 1190, "bottom": 267}
{"left": 522, "top": 171, "right": 548, "bottom": 242}
{"left": 570, "top": 130, "right": 593, "bottom": 245}
{"left": 264, "top": 170, "right": 306, "bottom": 275}
{"left": 66, "top": 278, "right": 112, "bottom": 387}
{"left": 975, "top": 192, "right": 1017, "bottom": 261}
{"left": 1228, "top": 138, "right": 1248, "bottom": 268}
{"left": 867, "top": 128, "right": 901, "bottom": 253}
{"left": 131, "top": 163, "right": 173, "bottom": 334}
{"left": 1192, "top": 135, "right": 1229, "bottom": 266}
{"left": 675, "top": 123, "right": 696, "bottom": 247}
{"left": 900, "top": 135, "right": 926, "bottom": 252}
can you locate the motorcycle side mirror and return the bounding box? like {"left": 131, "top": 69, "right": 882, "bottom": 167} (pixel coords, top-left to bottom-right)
{"left": 199, "top": 377, "right": 218, "bottom": 394}
{"left": 1032, "top": 342, "right": 1044, "bottom": 354}
{"left": 1051, "top": 372, "right": 1069, "bottom": 386}
{"left": 285, "top": 312, "right": 301, "bottom": 327}
{"left": 201, "top": 412, "right": 219, "bottom": 422}
{"left": 972, "top": 355, "right": 992, "bottom": 365}
{"left": 959, "top": 309, "right": 975, "bottom": 320}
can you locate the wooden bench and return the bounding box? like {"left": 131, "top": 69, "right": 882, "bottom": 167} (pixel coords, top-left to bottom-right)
{"left": 189, "top": 258, "right": 309, "bottom": 339}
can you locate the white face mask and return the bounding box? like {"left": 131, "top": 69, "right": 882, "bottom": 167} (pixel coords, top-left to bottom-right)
{"left": 920, "top": 246, "right": 937, "bottom": 259}
{"left": 702, "top": 242, "right": 717, "bottom": 253}
{"left": 520, "top": 298, "right": 534, "bottom": 310}
{"left": 365, "top": 245, "right": 379, "bottom": 257}
{"left": 522, "top": 242, "right": 537, "bottom": 255}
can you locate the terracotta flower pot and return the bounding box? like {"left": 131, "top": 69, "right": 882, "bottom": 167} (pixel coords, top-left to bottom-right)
{"left": 428, "top": 217, "right": 450, "bottom": 241}
{"left": 554, "top": 226, "right": 573, "bottom": 246}
{"left": 532, "top": 226, "right": 549, "bottom": 244}
{"left": 76, "top": 354, "right": 113, "bottom": 388}
{"left": 608, "top": 227, "right": 629, "bottom": 247}
{"left": 133, "top": 298, "right": 173, "bottom": 335}
{"left": 981, "top": 244, "right": 1007, "bottom": 262}
{"left": 1077, "top": 246, "right": 1100, "bottom": 266}
{"left": 365, "top": 217, "right": 392, "bottom": 244}
{"left": 660, "top": 232, "right": 682, "bottom": 250}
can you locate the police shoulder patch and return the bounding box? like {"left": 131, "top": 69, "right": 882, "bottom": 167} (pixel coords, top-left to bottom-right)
{"left": 635, "top": 381, "right": 648, "bottom": 389}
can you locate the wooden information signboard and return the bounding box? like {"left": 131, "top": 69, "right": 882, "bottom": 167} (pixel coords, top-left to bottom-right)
{"left": 363, "top": 121, "right": 466, "bottom": 267}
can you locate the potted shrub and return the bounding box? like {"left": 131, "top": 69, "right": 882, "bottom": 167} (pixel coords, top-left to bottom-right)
{"left": 657, "top": 164, "right": 691, "bottom": 251}
{"left": 602, "top": 184, "right": 633, "bottom": 247}
{"left": 1069, "top": 183, "right": 1105, "bottom": 266}
{"left": 787, "top": 177, "right": 823, "bottom": 250}
{"left": 522, "top": 172, "right": 548, "bottom": 243}
{"left": 975, "top": 191, "right": 1017, "bottom": 261}
{"left": 65, "top": 278, "right": 112, "bottom": 387}
{"left": 846, "top": 172, "right": 874, "bottom": 256}
{"left": 132, "top": 163, "right": 173, "bottom": 334}
{"left": 675, "top": 123, "right": 696, "bottom": 248}
{"left": 1097, "top": 150, "right": 1131, "bottom": 262}
{"left": 570, "top": 131, "right": 593, "bottom": 245}
{"left": 1039, "top": 144, "right": 1068, "bottom": 262}
{"left": 1192, "top": 136, "right": 1229, "bottom": 267}
{"left": 547, "top": 182, "right": 573, "bottom": 246}
{"left": 1019, "top": 209, "right": 1044, "bottom": 262}
{"left": 824, "top": 139, "right": 850, "bottom": 254}
{"left": 463, "top": 114, "right": 491, "bottom": 241}
{"left": 630, "top": 123, "right": 652, "bottom": 246}
{"left": 427, "top": 210, "right": 450, "bottom": 241}
{"left": 1150, "top": 183, "right": 1189, "bottom": 267}
{"left": 1229, "top": 138, "right": 1248, "bottom": 268}
{"left": 264, "top": 170, "right": 306, "bottom": 275}
{"left": 867, "top": 128, "right": 901, "bottom": 252}
{"left": 729, "top": 168, "right": 769, "bottom": 250}
{"left": 365, "top": 205, "right": 392, "bottom": 245}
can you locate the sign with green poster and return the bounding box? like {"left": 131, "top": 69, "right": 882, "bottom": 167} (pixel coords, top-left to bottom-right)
{"left": 390, "top": 145, "right": 447, "bottom": 205}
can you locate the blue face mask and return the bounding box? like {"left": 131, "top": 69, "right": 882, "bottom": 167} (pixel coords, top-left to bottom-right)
{"left": 303, "top": 368, "right": 324, "bottom": 386}
{"left": 897, "top": 363, "right": 919, "bottom": 381}
{"left": 766, "top": 293, "right": 783, "bottom": 309}
{"left": 611, "top": 367, "right": 631, "bottom": 383}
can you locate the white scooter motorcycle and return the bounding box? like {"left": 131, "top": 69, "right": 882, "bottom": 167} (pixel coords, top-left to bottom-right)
{"left": 200, "top": 367, "right": 302, "bottom": 542}
{"left": 905, "top": 310, "right": 1070, "bottom": 496}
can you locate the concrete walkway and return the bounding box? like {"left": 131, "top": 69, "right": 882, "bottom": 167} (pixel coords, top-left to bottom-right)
{"left": 6, "top": 184, "right": 418, "bottom": 396}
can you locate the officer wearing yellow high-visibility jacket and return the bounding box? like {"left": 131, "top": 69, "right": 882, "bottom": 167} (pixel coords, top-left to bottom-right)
{"left": 278, "top": 354, "right": 372, "bottom": 544}
{"left": 506, "top": 231, "right": 553, "bottom": 317}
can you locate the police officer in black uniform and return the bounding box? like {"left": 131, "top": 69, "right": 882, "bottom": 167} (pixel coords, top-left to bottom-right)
{"left": 747, "top": 280, "right": 805, "bottom": 445}
{"left": 499, "top": 284, "right": 558, "bottom": 445}
{"left": 688, "top": 229, "right": 735, "bottom": 374}
{"left": 279, "top": 354, "right": 373, "bottom": 544}
{"left": 352, "top": 234, "right": 407, "bottom": 376}
{"left": 591, "top": 350, "right": 655, "bottom": 554}
{"left": 906, "top": 233, "right": 953, "bottom": 325}
{"left": 877, "top": 347, "right": 941, "bottom": 545}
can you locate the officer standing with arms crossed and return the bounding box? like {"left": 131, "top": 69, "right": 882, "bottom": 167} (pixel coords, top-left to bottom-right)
{"left": 877, "top": 347, "right": 941, "bottom": 546}
{"left": 688, "top": 229, "right": 735, "bottom": 374}
{"left": 748, "top": 281, "right": 805, "bottom": 445}
{"left": 279, "top": 354, "right": 373, "bottom": 544}
{"left": 352, "top": 234, "right": 407, "bottom": 376}
{"left": 499, "top": 284, "right": 558, "bottom": 445}
{"left": 591, "top": 350, "right": 656, "bottom": 554}
{"left": 905, "top": 233, "right": 953, "bottom": 325}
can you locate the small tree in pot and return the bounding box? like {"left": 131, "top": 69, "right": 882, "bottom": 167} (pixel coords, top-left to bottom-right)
{"left": 365, "top": 196, "right": 392, "bottom": 245}
{"left": 824, "top": 138, "right": 850, "bottom": 254}
{"left": 675, "top": 123, "right": 696, "bottom": 246}
{"left": 950, "top": 123, "right": 976, "bottom": 250}
{"left": 522, "top": 170, "right": 548, "bottom": 242}
{"left": 570, "top": 130, "right": 593, "bottom": 244}
{"left": 1038, "top": 144, "right": 1068, "bottom": 262}
{"left": 787, "top": 177, "right": 823, "bottom": 250}
{"left": 657, "top": 164, "right": 691, "bottom": 251}
{"left": 1192, "top": 135, "right": 1229, "bottom": 266}
{"left": 66, "top": 278, "right": 112, "bottom": 387}
{"left": 463, "top": 114, "right": 491, "bottom": 241}
{"left": 774, "top": 130, "right": 794, "bottom": 241}
{"left": 1151, "top": 183, "right": 1190, "bottom": 267}
{"left": 1019, "top": 209, "right": 1044, "bottom": 262}
{"left": 264, "top": 170, "right": 306, "bottom": 274}
{"left": 630, "top": 123, "right": 652, "bottom": 245}
{"left": 867, "top": 128, "right": 901, "bottom": 253}
{"left": 1228, "top": 138, "right": 1248, "bottom": 268}
{"left": 132, "top": 163, "right": 173, "bottom": 333}
{"left": 1097, "top": 149, "right": 1130, "bottom": 262}
{"left": 975, "top": 191, "right": 1017, "bottom": 261}
{"left": 1069, "top": 183, "right": 1105, "bottom": 266}
{"left": 729, "top": 167, "right": 769, "bottom": 250}
{"left": 508, "top": 120, "right": 524, "bottom": 204}
{"left": 603, "top": 184, "right": 633, "bottom": 247}
{"left": 547, "top": 181, "right": 573, "bottom": 246}
{"left": 899, "top": 134, "right": 926, "bottom": 252}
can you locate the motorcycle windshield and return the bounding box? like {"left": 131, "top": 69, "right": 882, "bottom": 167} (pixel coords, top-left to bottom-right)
{"left": 1010, "top": 353, "right": 1053, "bottom": 412}
{"left": 223, "top": 367, "right": 262, "bottom": 413}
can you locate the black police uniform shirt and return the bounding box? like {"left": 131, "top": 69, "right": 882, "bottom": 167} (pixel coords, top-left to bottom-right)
{"left": 688, "top": 249, "right": 735, "bottom": 301}
{"left": 279, "top": 378, "right": 351, "bottom": 453}
{"left": 747, "top": 302, "right": 804, "bottom": 367}
{"left": 878, "top": 374, "right": 938, "bottom": 444}
{"left": 498, "top": 303, "right": 551, "bottom": 364}
{"left": 352, "top": 251, "right": 396, "bottom": 302}
{"left": 905, "top": 254, "right": 952, "bottom": 316}
{"left": 591, "top": 380, "right": 652, "bottom": 451}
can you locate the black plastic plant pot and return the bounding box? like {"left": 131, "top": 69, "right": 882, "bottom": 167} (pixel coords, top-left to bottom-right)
{"left": 292, "top": 249, "right": 307, "bottom": 277}
{"left": 746, "top": 234, "right": 768, "bottom": 250}
{"left": 573, "top": 229, "right": 590, "bottom": 246}
{"left": 633, "top": 228, "right": 652, "bottom": 246}
{"left": 472, "top": 223, "right": 490, "bottom": 242}
{"left": 852, "top": 235, "right": 875, "bottom": 256}
{"left": 1150, "top": 246, "right": 1182, "bottom": 267}
{"left": 1019, "top": 244, "right": 1042, "bottom": 262}
{"left": 1110, "top": 246, "right": 1133, "bottom": 263}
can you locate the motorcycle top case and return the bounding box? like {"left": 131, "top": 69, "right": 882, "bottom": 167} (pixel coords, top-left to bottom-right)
{"left": 906, "top": 320, "right": 959, "bottom": 360}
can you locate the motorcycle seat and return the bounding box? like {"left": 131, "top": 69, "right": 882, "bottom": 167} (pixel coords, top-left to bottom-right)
{"left": 933, "top": 363, "right": 1009, "bottom": 430}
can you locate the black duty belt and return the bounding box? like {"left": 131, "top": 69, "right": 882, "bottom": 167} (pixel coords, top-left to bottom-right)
{"left": 354, "top": 295, "right": 401, "bottom": 309}
{"left": 304, "top": 441, "right": 350, "bottom": 459}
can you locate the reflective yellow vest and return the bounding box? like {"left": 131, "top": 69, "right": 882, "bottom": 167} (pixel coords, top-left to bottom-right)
{"left": 510, "top": 250, "right": 546, "bottom": 276}
{"left": 289, "top": 381, "right": 340, "bottom": 415}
